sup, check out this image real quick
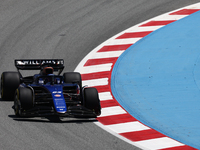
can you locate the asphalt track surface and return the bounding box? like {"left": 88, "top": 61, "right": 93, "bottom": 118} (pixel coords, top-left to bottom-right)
{"left": 0, "top": 1, "right": 199, "bottom": 150}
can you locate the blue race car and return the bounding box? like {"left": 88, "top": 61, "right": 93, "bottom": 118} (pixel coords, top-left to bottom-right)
{"left": 1, "top": 59, "right": 101, "bottom": 118}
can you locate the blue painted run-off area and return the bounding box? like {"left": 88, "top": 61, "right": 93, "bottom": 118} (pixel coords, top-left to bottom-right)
{"left": 111, "top": 11, "right": 200, "bottom": 149}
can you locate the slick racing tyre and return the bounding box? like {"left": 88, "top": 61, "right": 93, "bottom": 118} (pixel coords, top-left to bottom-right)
{"left": 1, "top": 72, "right": 20, "bottom": 100}
{"left": 14, "top": 87, "right": 34, "bottom": 116}
{"left": 84, "top": 87, "right": 101, "bottom": 116}
{"left": 14, "top": 94, "right": 21, "bottom": 116}
{"left": 63, "top": 72, "right": 82, "bottom": 88}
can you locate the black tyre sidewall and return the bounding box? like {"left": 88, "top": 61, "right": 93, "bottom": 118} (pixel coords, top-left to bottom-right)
{"left": 84, "top": 87, "right": 101, "bottom": 115}
{"left": 14, "top": 93, "right": 21, "bottom": 116}
{"left": 1, "top": 72, "right": 20, "bottom": 100}
{"left": 17, "top": 87, "right": 33, "bottom": 110}
{"left": 63, "top": 72, "right": 82, "bottom": 88}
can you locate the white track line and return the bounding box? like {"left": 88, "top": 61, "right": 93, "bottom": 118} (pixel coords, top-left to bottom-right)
{"left": 80, "top": 63, "right": 112, "bottom": 74}
{"left": 100, "top": 106, "right": 127, "bottom": 117}
{"left": 99, "top": 92, "right": 113, "bottom": 101}
{"left": 92, "top": 51, "right": 124, "bottom": 59}
{"left": 106, "top": 122, "right": 150, "bottom": 133}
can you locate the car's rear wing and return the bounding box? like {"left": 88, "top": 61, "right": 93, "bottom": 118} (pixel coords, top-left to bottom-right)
{"left": 15, "top": 59, "right": 64, "bottom": 74}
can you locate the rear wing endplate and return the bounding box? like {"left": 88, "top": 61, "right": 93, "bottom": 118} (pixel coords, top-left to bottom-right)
{"left": 15, "top": 59, "right": 64, "bottom": 73}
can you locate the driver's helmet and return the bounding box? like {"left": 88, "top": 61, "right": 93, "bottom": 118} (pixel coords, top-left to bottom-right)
{"left": 42, "top": 66, "right": 54, "bottom": 75}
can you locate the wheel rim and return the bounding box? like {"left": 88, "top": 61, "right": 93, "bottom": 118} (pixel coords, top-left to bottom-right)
{"left": 14, "top": 95, "right": 20, "bottom": 115}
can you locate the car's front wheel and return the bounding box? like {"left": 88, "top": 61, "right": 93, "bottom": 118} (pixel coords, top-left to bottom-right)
{"left": 14, "top": 87, "right": 34, "bottom": 116}
{"left": 14, "top": 94, "right": 21, "bottom": 116}
{"left": 83, "top": 87, "right": 101, "bottom": 116}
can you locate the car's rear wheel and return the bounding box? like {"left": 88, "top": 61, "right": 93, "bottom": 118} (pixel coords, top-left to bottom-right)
{"left": 83, "top": 87, "right": 101, "bottom": 116}
{"left": 1, "top": 72, "right": 20, "bottom": 100}
{"left": 63, "top": 72, "right": 82, "bottom": 88}
{"left": 14, "top": 87, "right": 34, "bottom": 116}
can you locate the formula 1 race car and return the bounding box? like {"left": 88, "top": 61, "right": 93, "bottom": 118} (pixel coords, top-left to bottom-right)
{"left": 1, "top": 59, "right": 101, "bottom": 118}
